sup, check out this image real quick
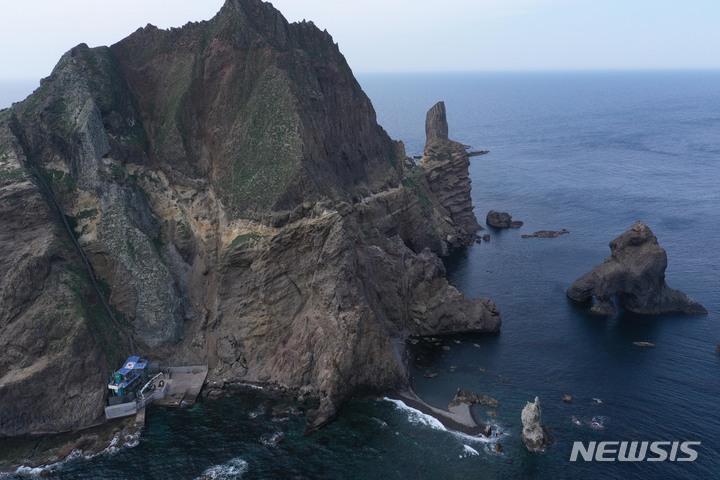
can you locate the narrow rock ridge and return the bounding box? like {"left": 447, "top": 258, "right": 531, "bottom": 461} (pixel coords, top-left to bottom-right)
{"left": 420, "top": 101, "right": 482, "bottom": 244}
{"left": 567, "top": 221, "right": 707, "bottom": 316}
{"left": 0, "top": 0, "right": 500, "bottom": 436}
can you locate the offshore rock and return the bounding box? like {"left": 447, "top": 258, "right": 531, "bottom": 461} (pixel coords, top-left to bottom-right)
{"left": 486, "top": 210, "right": 523, "bottom": 228}
{"left": 420, "top": 102, "right": 482, "bottom": 243}
{"left": 449, "top": 388, "right": 499, "bottom": 408}
{"left": 0, "top": 0, "right": 500, "bottom": 436}
{"left": 521, "top": 397, "right": 552, "bottom": 453}
{"left": 522, "top": 229, "right": 569, "bottom": 239}
{"left": 567, "top": 221, "right": 707, "bottom": 316}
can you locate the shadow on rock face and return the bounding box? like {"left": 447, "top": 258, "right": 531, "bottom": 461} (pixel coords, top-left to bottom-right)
{"left": 567, "top": 221, "right": 707, "bottom": 316}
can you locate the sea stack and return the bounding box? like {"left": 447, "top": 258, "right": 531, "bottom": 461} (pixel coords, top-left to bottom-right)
{"left": 420, "top": 101, "right": 482, "bottom": 242}
{"left": 567, "top": 221, "right": 707, "bottom": 316}
{"left": 521, "top": 397, "right": 552, "bottom": 453}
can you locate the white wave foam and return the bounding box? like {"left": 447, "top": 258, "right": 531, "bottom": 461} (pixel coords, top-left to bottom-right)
{"left": 381, "top": 397, "right": 511, "bottom": 459}
{"left": 462, "top": 445, "right": 479, "bottom": 457}
{"left": 371, "top": 417, "right": 388, "bottom": 428}
{"left": 0, "top": 428, "right": 143, "bottom": 479}
{"left": 240, "top": 383, "right": 265, "bottom": 390}
{"left": 381, "top": 397, "right": 446, "bottom": 431}
{"left": 98, "top": 429, "right": 142, "bottom": 456}
{"left": 259, "top": 431, "right": 284, "bottom": 447}
{"left": 196, "top": 458, "right": 248, "bottom": 480}
{"left": 2, "top": 466, "right": 44, "bottom": 478}
{"left": 590, "top": 415, "right": 607, "bottom": 430}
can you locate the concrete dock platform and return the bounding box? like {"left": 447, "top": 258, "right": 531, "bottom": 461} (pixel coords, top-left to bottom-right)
{"left": 134, "top": 407, "right": 145, "bottom": 427}
{"left": 153, "top": 365, "right": 208, "bottom": 407}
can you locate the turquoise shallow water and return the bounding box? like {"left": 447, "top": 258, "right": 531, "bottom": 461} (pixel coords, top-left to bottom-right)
{"left": 2, "top": 71, "right": 719, "bottom": 479}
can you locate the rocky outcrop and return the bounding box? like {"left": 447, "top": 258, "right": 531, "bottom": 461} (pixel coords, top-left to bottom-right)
{"left": 420, "top": 102, "right": 481, "bottom": 244}
{"left": 449, "top": 388, "right": 499, "bottom": 408}
{"left": 0, "top": 0, "right": 500, "bottom": 436}
{"left": 567, "top": 221, "right": 707, "bottom": 316}
{"left": 521, "top": 397, "right": 552, "bottom": 453}
{"left": 486, "top": 210, "right": 523, "bottom": 228}
{"left": 522, "top": 229, "right": 569, "bottom": 239}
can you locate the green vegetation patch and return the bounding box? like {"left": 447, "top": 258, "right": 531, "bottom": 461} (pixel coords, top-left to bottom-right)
{"left": 401, "top": 176, "right": 432, "bottom": 209}
{"left": 76, "top": 209, "right": 98, "bottom": 220}
{"left": 222, "top": 66, "right": 302, "bottom": 214}
{"left": 227, "top": 232, "right": 268, "bottom": 251}
{"left": 44, "top": 168, "right": 76, "bottom": 192}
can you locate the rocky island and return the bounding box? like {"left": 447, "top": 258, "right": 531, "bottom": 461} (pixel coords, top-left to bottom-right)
{"left": 0, "top": 0, "right": 500, "bottom": 438}
{"left": 567, "top": 221, "right": 707, "bottom": 316}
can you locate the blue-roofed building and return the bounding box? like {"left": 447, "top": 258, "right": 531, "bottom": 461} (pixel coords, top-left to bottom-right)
{"left": 108, "top": 355, "right": 149, "bottom": 398}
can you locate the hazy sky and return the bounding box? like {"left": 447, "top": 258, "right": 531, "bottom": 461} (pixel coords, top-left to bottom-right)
{"left": 1, "top": 0, "right": 719, "bottom": 80}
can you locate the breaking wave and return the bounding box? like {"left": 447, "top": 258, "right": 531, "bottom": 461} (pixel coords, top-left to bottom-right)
{"left": 195, "top": 458, "right": 248, "bottom": 480}
{"left": 382, "top": 397, "right": 446, "bottom": 431}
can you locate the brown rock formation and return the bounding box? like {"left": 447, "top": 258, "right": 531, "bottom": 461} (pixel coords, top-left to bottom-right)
{"left": 567, "top": 221, "right": 707, "bottom": 316}
{"left": 486, "top": 210, "right": 523, "bottom": 228}
{"left": 420, "top": 102, "right": 482, "bottom": 244}
{"left": 0, "top": 0, "right": 500, "bottom": 436}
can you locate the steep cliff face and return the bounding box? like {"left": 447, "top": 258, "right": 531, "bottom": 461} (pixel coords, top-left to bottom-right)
{"left": 0, "top": 0, "right": 499, "bottom": 436}
{"left": 420, "top": 102, "right": 482, "bottom": 243}
{"left": 0, "top": 115, "right": 114, "bottom": 436}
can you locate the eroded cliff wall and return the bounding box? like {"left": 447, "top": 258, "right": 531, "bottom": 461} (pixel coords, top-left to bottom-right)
{"left": 0, "top": 0, "right": 499, "bottom": 436}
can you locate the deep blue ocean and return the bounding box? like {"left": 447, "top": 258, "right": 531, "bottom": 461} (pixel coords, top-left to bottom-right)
{"left": 1, "top": 71, "right": 719, "bottom": 479}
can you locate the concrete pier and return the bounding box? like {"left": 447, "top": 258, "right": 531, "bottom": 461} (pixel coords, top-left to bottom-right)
{"left": 153, "top": 365, "right": 208, "bottom": 407}
{"left": 104, "top": 364, "right": 208, "bottom": 420}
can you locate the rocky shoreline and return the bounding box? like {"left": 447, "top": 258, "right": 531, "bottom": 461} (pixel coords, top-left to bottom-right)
{"left": 0, "top": 418, "right": 139, "bottom": 473}
{"left": 388, "top": 390, "right": 492, "bottom": 437}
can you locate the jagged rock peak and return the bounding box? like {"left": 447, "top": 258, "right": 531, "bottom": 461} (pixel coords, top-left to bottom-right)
{"left": 420, "top": 102, "right": 481, "bottom": 240}
{"left": 567, "top": 221, "right": 707, "bottom": 316}
{"left": 521, "top": 397, "right": 553, "bottom": 453}
{"left": 425, "top": 101, "right": 449, "bottom": 146}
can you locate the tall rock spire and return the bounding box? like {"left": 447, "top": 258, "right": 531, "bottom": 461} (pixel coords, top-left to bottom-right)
{"left": 425, "top": 101, "right": 449, "bottom": 146}
{"left": 420, "top": 102, "right": 482, "bottom": 242}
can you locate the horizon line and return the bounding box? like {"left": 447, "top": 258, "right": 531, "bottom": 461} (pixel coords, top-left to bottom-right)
{"left": 2, "top": 67, "right": 720, "bottom": 82}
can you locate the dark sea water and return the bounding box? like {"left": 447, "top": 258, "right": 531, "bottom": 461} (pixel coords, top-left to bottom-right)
{"left": 2, "top": 71, "right": 719, "bottom": 479}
